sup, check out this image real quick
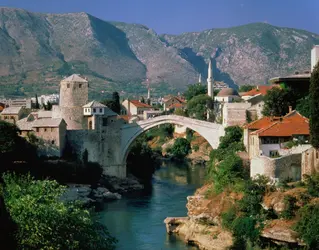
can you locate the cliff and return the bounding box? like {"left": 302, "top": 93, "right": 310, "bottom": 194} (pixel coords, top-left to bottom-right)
{"left": 165, "top": 184, "right": 309, "bottom": 249}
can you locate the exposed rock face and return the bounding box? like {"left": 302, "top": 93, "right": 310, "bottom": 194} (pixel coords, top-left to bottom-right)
{"left": 1, "top": 7, "right": 319, "bottom": 97}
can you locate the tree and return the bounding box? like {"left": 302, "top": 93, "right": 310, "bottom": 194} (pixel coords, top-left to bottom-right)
{"left": 310, "top": 62, "right": 319, "bottom": 148}
{"left": 262, "top": 87, "right": 290, "bottom": 117}
{"left": 187, "top": 94, "right": 212, "bottom": 120}
{"left": 174, "top": 108, "right": 187, "bottom": 117}
{"left": 2, "top": 173, "right": 117, "bottom": 250}
{"left": 112, "top": 92, "right": 121, "bottom": 114}
{"left": 239, "top": 85, "right": 254, "bottom": 92}
{"left": 184, "top": 84, "right": 207, "bottom": 101}
{"left": 296, "top": 95, "right": 310, "bottom": 118}
{"left": 34, "top": 94, "right": 40, "bottom": 109}
{"left": 140, "top": 96, "right": 145, "bottom": 103}
{"left": 101, "top": 92, "right": 121, "bottom": 114}
{"left": 168, "top": 138, "right": 191, "bottom": 159}
{"left": 46, "top": 101, "right": 52, "bottom": 111}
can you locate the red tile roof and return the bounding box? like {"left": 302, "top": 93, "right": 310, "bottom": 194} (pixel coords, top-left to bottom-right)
{"left": 242, "top": 85, "right": 277, "bottom": 97}
{"left": 168, "top": 103, "right": 185, "bottom": 109}
{"left": 243, "top": 116, "right": 280, "bottom": 130}
{"left": 250, "top": 111, "right": 309, "bottom": 137}
{"left": 130, "top": 100, "right": 152, "bottom": 108}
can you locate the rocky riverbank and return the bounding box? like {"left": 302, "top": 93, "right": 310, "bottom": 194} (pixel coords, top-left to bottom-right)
{"left": 61, "top": 174, "right": 144, "bottom": 206}
{"left": 164, "top": 184, "right": 306, "bottom": 250}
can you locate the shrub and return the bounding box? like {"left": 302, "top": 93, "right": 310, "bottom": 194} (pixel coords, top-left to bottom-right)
{"left": 221, "top": 207, "right": 237, "bottom": 230}
{"left": 294, "top": 204, "right": 319, "bottom": 249}
{"left": 169, "top": 138, "right": 191, "bottom": 159}
{"left": 281, "top": 195, "right": 298, "bottom": 219}
{"left": 304, "top": 173, "right": 319, "bottom": 197}
{"left": 2, "top": 173, "right": 117, "bottom": 250}
{"left": 193, "top": 144, "right": 199, "bottom": 152}
{"left": 219, "top": 126, "right": 243, "bottom": 149}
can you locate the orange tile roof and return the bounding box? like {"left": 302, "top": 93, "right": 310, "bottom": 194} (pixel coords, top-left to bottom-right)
{"left": 119, "top": 115, "right": 130, "bottom": 122}
{"left": 130, "top": 100, "right": 152, "bottom": 108}
{"left": 242, "top": 85, "right": 277, "bottom": 97}
{"left": 168, "top": 103, "right": 185, "bottom": 109}
{"left": 243, "top": 116, "right": 279, "bottom": 130}
{"left": 251, "top": 111, "right": 309, "bottom": 137}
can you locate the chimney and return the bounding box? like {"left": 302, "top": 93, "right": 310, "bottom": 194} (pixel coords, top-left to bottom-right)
{"left": 289, "top": 106, "right": 292, "bottom": 113}
{"left": 256, "top": 86, "right": 259, "bottom": 90}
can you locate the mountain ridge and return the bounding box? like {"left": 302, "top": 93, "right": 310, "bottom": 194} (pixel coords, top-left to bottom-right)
{"left": 0, "top": 7, "right": 318, "bottom": 99}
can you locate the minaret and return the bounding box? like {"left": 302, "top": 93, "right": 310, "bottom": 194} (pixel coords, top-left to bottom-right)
{"left": 207, "top": 59, "right": 213, "bottom": 98}
{"left": 198, "top": 73, "right": 202, "bottom": 83}
{"left": 147, "top": 87, "right": 151, "bottom": 99}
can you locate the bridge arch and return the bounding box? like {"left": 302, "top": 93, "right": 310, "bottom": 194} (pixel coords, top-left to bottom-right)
{"left": 120, "top": 115, "right": 225, "bottom": 165}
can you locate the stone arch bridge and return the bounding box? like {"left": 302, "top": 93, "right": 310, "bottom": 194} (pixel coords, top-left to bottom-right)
{"left": 67, "top": 115, "right": 225, "bottom": 178}
{"left": 120, "top": 115, "right": 225, "bottom": 172}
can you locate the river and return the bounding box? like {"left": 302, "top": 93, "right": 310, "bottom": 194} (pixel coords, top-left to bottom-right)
{"left": 98, "top": 161, "right": 206, "bottom": 250}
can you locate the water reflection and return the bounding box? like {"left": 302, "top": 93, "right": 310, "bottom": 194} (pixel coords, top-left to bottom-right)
{"left": 99, "top": 161, "right": 205, "bottom": 250}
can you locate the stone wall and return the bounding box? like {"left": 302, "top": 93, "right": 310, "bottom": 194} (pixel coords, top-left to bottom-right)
{"left": 251, "top": 154, "right": 302, "bottom": 182}
{"left": 301, "top": 147, "right": 319, "bottom": 178}
{"left": 52, "top": 105, "right": 86, "bottom": 130}
{"left": 222, "top": 103, "right": 251, "bottom": 127}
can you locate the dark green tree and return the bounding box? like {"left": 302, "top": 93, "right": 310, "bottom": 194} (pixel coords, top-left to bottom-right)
{"left": 296, "top": 95, "right": 310, "bottom": 118}
{"left": 34, "top": 94, "right": 40, "bottom": 109}
{"left": 140, "top": 96, "right": 145, "bottom": 103}
{"left": 168, "top": 138, "right": 191, "bottom": 159}
{"left": 310, "top": 62, "right": 319, "bottom": 148}
{"left": 262, "top": 87, "right": 290, "bottom": 117}
{"left": 187, "top": 94, "right": 212, "bottom": 120}
{"left": 46, "top": 101, "right": 52, "bottom": 111}
{"left": 2, "top": 173, "right": 117, "bottom": 250}
{"left": 239, "top": 85, "right": 254, "bottom": 92}
{"left": 112, "top": 92, "right": 121, "bottom": 114}
{"left": 184, "top": 83, "right": 207, "bottom": 101}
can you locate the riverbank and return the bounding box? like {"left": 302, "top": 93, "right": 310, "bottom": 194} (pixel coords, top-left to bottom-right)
{"left": 164, "top": 183, "right": 310, "bottom": 249}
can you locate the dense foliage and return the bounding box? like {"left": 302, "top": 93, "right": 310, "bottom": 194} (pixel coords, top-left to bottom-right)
{"left": 296, "top": 95, "right": 310, "bottom": 118}
{"left": 310, "top": 62, "right": 319, "bottom": 148}
{"left": 187, "top": 94, "right": 212, "bottom": 120}
{"left": 127, "top": 135, "right": 158, "bottom": 180}
{"left": 167, "top": 138, "right": 191, "bottom": 159}
{"left": 183, "top": 83, "right": 207, "bottom": 101}
{"left": 0, "top": 121, "right": 37, "bottom": 165}
{"left": 262, "top": 87, "right": 291, "bottom": 116}
{"left": 239, "top": 85, "right": 254, "bottom": 92}
{"left": 101, "top": 91, "right": 121, "bottom": 114}
{"left": 1, "top": 173, "right": 116, "bottom": 250}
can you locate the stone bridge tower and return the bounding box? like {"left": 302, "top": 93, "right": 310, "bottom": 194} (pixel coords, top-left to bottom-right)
{"left": 52, "top": 74, "right": 88, "bottom": 130}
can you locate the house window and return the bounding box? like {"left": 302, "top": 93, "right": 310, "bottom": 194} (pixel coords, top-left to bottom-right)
{"left": 79, "top": 84, "right": 82, "bottom": 88}
{"left": 89, "top": 121, "right": 93, "bottom": 130}
{"left": 44, "top": 128, "right": 47, "bottom": 132}
{"left": 67, "top": 83, "right": 70, "bottom": 88}
{"left": 316, "top": 151, "right": 319, "bottom": 159}
{"left": 51, "top": 128, "right": 54, "bottom": 132}
{"left": 270, "top": 150, "right": 279, "bottom": 158}
{"left": 93, "top": 108, "right": 96, "bottom": 113}
{"left": 11, "top": 116, "right": 14, "bottom": 119}
{"left": 51, "top": 140, "right": 55, "bottom": 145}
{"left": 36, "top": 128, "right": 39, "bottom": 132}
{"left": 100, "top": 108, "right": 102, "bottom": 113}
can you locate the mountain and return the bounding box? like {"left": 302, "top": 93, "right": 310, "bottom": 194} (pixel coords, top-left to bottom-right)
{"left": 0, "top": 7, "right": 318, "bottom": 99}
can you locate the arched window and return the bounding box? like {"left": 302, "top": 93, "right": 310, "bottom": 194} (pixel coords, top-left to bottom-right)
{"left": 89, "top": 121, "right": 93, "bottom": 130}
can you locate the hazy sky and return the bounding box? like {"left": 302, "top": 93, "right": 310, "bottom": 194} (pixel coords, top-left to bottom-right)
{"left": 0, "top": 0, "right": 318, "bottom": 34}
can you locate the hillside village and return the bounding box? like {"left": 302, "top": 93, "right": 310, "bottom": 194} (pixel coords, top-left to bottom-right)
{"left": 0, "top": 46, "right": 318, "bottom": 185}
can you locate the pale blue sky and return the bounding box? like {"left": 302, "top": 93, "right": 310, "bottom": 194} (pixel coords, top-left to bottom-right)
{"left": 0, "top": 0, "right": 318, "bottom": 34}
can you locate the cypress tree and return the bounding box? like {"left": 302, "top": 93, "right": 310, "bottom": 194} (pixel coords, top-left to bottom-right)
{"left": 310, "top": 62, "right": 319, "bottom": 148}
{"left": 35, "top": 94, "right": 40, "bottom": 109}
{"left": 111, "top": 91, "right": 121, "bottom": 114}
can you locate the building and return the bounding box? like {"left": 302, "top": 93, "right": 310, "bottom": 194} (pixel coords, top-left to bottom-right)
{"left": 143, "top": 110, "right": 163, "bottom": 120}
{"left": 52, "top": 74, "right": 89, "bottom": 130}
{"left": 241, "top": 85, "right": 277, "bottom": 120}
{"left": 16, "top": 114, "right": 67, "bottom": 157}
{"left": 121, "top": 99, "right": 153, "bottom": 116}
{"left": 311, "top": 45, "right": 319, "bottom": 71}
{"left": 0, "top": 106, "right": 26, "bottom": 124}
{"left": 83, "top": 100, "right": 118, "bottom": 130}
{"left": 222, "top": 103, "right": 251, "bottom": 127}
{"left": 162, "top": 96, "right": 186, "bottom": 111}
{"left": 215, "top": 88, "right": 241, "bottom": 103}
{"left": 31, "top": 94, "right": 59, "bottom": 106}
{"left": 0, "top": 98, "right": 31, "bottom": 109}
{"left": 245, "top": 110, "right": 309, "bottom": 159}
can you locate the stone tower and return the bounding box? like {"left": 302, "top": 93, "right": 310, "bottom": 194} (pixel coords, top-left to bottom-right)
{"left": 52, "top": 74, "right": 88, "bottom": 130}
{"left": 207, "top": 59, "right": 214, "bottom": 98}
